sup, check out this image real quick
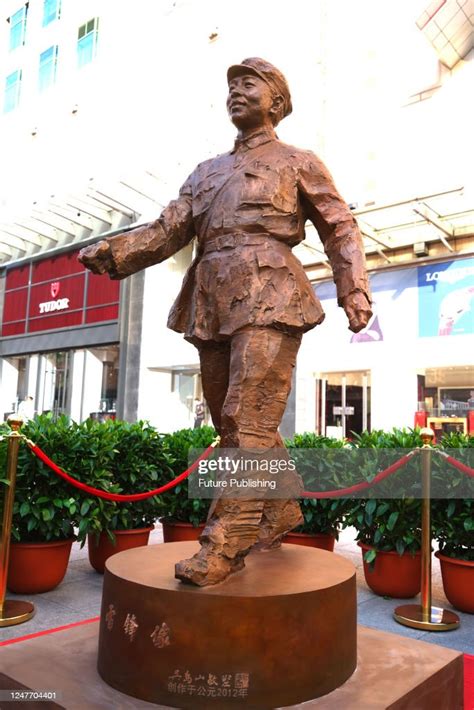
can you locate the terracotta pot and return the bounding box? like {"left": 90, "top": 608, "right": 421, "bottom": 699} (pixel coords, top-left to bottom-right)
{"left": 7, "top": 538, "right": 74, "bottom": 593}
{"left": 435, "top": 551, "right": 474, "bottom": 614}
{"left": 283, "top": 531, "right": 336, "bottom": 551}
{"left": 88, "top": 527, "right": 154, "bottom": 574}
{"left": 358, "top": 542, "right": 421, "bottom": 598}
{"left": 160, "top": 518, "right": 205, "bottom": 543}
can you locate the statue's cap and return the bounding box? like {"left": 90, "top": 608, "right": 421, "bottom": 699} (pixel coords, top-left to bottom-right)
{"left": 227, "top": 58, "right": 292, "bottom": 119}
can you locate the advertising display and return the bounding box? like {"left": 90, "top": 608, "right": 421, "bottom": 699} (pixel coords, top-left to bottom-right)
{"left": 314, "top": 256, "right": 474, "bottom": 346}
{"left": 314, "top": 264, "right": 419, "bottom": 347}
{"left": 418, "top": 257, "right": 474, "bottom": 337}
{"left": 1, "top": 250, "right": 120, "bottom": 337}
{"left": 311, "top": 256, "right": 474, "bottom": 434}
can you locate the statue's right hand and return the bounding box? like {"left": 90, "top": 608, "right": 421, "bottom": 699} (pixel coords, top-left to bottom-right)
{"left": 78, "top": 241, "right": 114, "bottom": 275}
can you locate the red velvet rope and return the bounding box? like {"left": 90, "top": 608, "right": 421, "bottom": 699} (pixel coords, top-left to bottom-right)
{"left": 28, "top": 443, "right": 472, "bottom": 503}
{"left": 27, "top": 442, "right": 216, "bottom": 502}
{"left": 301, "top": 451, "right": 418, "bottom": 499}
{"left": 437, "top": 452, "right": 474, "bottom": 478}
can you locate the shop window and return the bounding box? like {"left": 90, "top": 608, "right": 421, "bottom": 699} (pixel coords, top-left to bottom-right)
{"left": 42, "top": 0, "right": 60, "bottom": 27}
{"left": 39, "top": 45, "right": 58, "bottom": 92}
{"left": 439, "top": 388, "right": 474, "bottom": 416}
{"left": 3, "top": 356, "right": 30, "bottom": 420}
{"left": 86, "top": 345, "right": 119, "bottom": 421}
{"left": 22, "top": 346, "right": 121, "bottom": 422}
{"left": 100, "top": 347, "right": 119, "bottom": 414}
{"left": 77, "top": 18, "right": 99, "bottom": 68}
{"left": 8, "top": 5, "right": 28, "bottom": 51}
{"left": 172, "top": 372, "right": 195, "bottom": 412}
{"left": 8, "top": 356, "right": 28, "bottom": 408}
{"left": 16, "top": 357, "right": 28, "bottom": 402}
{"left": 419, "top": 367, "right": 474, "bottom": 418}
{"left": 4, "top": 70, "right": 22, "bottom": 113}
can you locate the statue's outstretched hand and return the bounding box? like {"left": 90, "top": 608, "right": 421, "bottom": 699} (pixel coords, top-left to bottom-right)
{"left": 78, "top": 240, "right": 115, "bottom": 276}
{"left": 343, "top": 292, "right": 373, "bottom": 333}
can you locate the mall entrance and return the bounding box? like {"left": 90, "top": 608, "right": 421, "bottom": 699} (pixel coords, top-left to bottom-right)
{"left": 316, "top": 371, "right": 371, "bottom": 439}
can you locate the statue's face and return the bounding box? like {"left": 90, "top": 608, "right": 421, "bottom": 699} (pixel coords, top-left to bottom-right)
{"left": 227, "top": 73, "right": 275, "bottom": 131}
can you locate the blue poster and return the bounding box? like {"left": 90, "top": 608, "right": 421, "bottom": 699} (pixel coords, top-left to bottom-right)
{"left": 418, "top": 258, "right": 474, "bottom": 337}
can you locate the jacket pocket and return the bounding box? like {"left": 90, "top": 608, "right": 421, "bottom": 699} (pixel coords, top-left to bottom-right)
{"left": 241, "top": 165, "right": 296, "bottom": 213}
{"left": 240, "top": 167, "right": 277, "bottom": 207}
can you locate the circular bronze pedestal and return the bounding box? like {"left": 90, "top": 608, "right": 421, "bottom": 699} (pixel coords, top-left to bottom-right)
{"left": 98, "top": 542, "right": 356, "bottom": 709}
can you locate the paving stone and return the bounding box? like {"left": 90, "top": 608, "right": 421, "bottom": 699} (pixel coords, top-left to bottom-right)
{"left": 417, "top": 617, "right": 474, "bottom": 653}
{"left": 0, "top": 598, "right": 96, "bottom": 642}
{"left": 62, "top": 558, "right": 96, "bottom": 583}
{"left": 38, "top": 580, "right": 104, "bottom": 613}
{"left": 357, "top": 595, "right": 430, "bottom": 641}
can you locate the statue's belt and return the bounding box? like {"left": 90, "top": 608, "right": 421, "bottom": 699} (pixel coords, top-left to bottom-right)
{"left": 201, "top": 233, "right": 288, "bottom": 254}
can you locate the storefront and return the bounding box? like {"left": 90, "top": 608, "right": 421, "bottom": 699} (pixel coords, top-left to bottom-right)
{"left": 295, "top": 255, "right": 474, "bottom": 437}
{"left": 134, "top": 252, "right": 473, "bottom": 437}
{"left": 0, "top": 247, "right": 128, "bottom": 422}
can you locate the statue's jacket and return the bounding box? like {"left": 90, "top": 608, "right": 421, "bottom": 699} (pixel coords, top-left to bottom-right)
{"left": 105, "top": 128, "right": 371, "bottom": 343}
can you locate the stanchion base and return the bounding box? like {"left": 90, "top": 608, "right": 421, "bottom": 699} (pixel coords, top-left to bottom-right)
{"left": 394, "top": 604, "right": 459, "bottom": 631}
{"left": 0, "top": 599, "right": 35, "bottom": 627}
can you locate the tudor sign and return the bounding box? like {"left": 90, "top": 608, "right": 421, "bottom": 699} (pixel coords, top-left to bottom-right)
{"left": 2, "top": 249, "right": 120, "bottom": 337}
{"left": 38, "top": 281, "right": 70, "bottom": 314}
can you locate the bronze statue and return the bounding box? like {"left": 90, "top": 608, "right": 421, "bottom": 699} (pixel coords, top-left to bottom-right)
{"left": 79, "top": 58, "right": 372, "bottom": 586}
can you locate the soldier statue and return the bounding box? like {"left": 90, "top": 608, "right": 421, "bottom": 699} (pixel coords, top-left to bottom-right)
{"left": 79, "top": 58, "right": 372, "bottom": 586}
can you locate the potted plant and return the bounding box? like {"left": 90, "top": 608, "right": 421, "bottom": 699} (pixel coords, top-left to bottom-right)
{"left": 159, "top": 426, "right": 216, "bottom": 541}
{"left": 283, "top": 433, "right": 349, "bottom": 549}
{"left": 346, "top": 498, "right": 422, "bottom": 597}
{"left": 343, "top": 428, "right": 424, "bottom": 598}
{"left": 283, "top": 499, "right": 349, "bottom": 550}
{"left": 1, "top": 415, "right": 77, "bottom": 593}
{"left": 73, "top": 419, "right": 168, "bottom": 573}
{"left": 433, "top": 499, "right": 474, "bottom": 613}
{"left": 432, "top": 432, "right": 474, "bottom": 614}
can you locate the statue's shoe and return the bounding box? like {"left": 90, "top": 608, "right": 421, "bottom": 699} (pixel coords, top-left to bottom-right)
{"left": 252, "top": 536, "right": 283, "bottom": 552}
{"left": 253, "top": 498, "right": 303, "bottom": 551}
{"left": 175, "top": 548, "right": 245, "bottom": 586}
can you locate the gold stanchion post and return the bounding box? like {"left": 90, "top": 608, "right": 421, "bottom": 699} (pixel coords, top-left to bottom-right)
{"left": 394, "top": 428, "right": 459, "bottom": 631}
{"left": 0, "top": 415, "right": 35, "bottom": 627}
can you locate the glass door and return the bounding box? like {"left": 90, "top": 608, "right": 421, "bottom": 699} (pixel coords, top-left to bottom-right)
{"left": 318, "top": 371, "right": 371, "bottom": 439}
{"left": 40, "top": 351, "right": 71, "bottom": 416}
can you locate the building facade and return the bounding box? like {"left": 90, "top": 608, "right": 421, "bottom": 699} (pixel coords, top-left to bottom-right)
{"left": 0, "top": 0, "right": 472, "bottom": 433}
{"left": 0, "top": 245, "right": 145, "bottom": 422}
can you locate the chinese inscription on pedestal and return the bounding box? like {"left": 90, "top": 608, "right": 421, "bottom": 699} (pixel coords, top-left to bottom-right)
{"left": 150, "top": 622, "right": 171, "bottom": 648}
{"left": 123, "top": 613, "right": 139, "bottom": 642}
{"left": 167, "top": 670, "right": 250, "bottom": 698}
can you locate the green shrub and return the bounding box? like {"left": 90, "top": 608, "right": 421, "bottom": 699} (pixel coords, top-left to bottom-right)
{"left": 432, "top": 431, "right": 474, "bottom": 561}
{"left": 286, "top": 434, "right": 349, "bottom": 537}
{"left": 3, "top": 415, "right": 79, "bottom": 542}
{"left": 0, "top": 415, "right": 171, "bottom": 543}
{"left": 344, "top": 428, "right": 473, "bottom": 563}
{"left": 72, "top": 419, "right": 172, "bottom": 544}
{"left": 160, "top": 426, "right": 216, "bottom": 526}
